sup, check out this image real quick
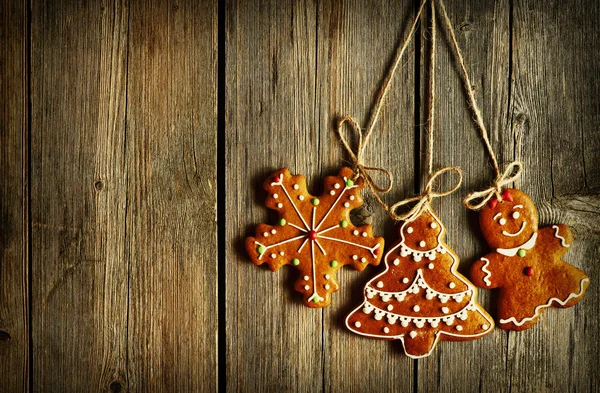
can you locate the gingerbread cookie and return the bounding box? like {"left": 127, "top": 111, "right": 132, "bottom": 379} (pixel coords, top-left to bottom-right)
{"left": 346, "top": 207, "right": 493, "bottom": 358}
{"left": 469, "top": 188, "right": 590, "bottom": 331}
{"left": 246, "top": 167, "right": 385, "bottom": 308}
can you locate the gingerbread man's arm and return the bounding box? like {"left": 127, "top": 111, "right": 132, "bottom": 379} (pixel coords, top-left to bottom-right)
{"left": 542, "top": 224, "right": 573, "bottom": 256}
{"left": 470, "top": 252, "right": 504, "bottom": 289}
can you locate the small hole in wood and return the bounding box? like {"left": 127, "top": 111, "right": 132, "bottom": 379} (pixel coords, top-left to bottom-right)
{"left": 0, "top": 331, "right": 12, "bottom": 341}
{"left": 94, "top": 180, "right": 104, "bottom": 191}
{"left": 109, "top": 381, "right": 123, "bottom": 393}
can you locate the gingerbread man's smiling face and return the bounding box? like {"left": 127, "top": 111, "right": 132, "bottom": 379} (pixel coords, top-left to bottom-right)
{"left": 479, "top": 188, "right": 539, "bottom": 250}
{"left": 400, "top": 208, "right": 444, "bottom": 250}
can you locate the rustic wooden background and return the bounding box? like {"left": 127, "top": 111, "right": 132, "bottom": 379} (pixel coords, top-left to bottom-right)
{"left": 1, "top": 0, "right": 598, "bottom": 392}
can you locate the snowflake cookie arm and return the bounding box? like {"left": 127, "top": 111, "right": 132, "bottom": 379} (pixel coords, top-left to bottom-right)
{"left": 245, "top": 222, "right": 305, "bottom": 271}
{"left": 470, "top": 252, "right": 503, "bottom": 289}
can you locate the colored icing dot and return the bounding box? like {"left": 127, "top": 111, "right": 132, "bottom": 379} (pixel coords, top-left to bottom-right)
{"left": 407, "top": 227, "right": 414, "bottom": 234}
{"left": 303, "top": 275, "right": 309, "bottom": 281}
{"left": 374, "top": 248, "right": 380, "bottom": 256}
{"left": 325, "top": 274, "right": 330, "bottom": 279}
{"left": 513, "top": 211, "right": 520, "bottom": 219}
{"left": 304, "top": 285, "right": 310, "bottom": 290}
{"left": 393, "top": 259, "right": 400, "bottom": 266}
{"left": 448, "top": 282, "right": 456, "bottom": 289}
{"left": 376, "top": 281, "right": 384, "bottom": 288}
{"left": 428, "top": 263, "right": 434, "bottom": 269}
{"left": 353, "top": 230, "right": 359, "bottom": 236}
{"left": 312, "top": 297, "right": 319, "bottom": 303}
{"left": 344, "top": 202, "right": 350, "bottom": 208}
{"left": 340, "top": 219, "right": 348, "bottom": 228}
{"left": 275, "top": 175, "right": 282, "bottom": 182}
{"left": 499, "top": 218, "right": 507, "bottom": 225}
{"left": 518, "top": 249, "right": 526, "bottom": 258}
{"left": 308, "top": 230, "right": 317, "bottom": 240}
{"left": 361, "top": 257, "right": 367, "bottom": 263}
{"left": 257, "top": 245, "right": 265, "bottom": 254}
{"left": 430, "top": 222, "right": 437, "bottom": 228}
{"left": 361, "top": 232, "right": 367, "bottom": 237}
{"left": 277, "top": 203, "right": 283, "bottom": 208}
{"left": 279, "top": 218, "right": 286, "bottom": 226}
{"left": 442, "top": 307, "right": 449, "bottom": 314}
{"left": 324, "top": 284, "right": 330, "bottom": 290}
{"left": 354, "top": 321, "right": 361, "bottom": 328}
{"left": 298, "top": 195, "right": 305, "bottom": 201}
{"left": 292, "top": 258, "right": 300, "bottom": 266}
{"left": 383, "top": 327, "right": 390, "bottom": 334}
{"left": 312, "top": 198, "right": 320, "bottom": 206}
{"left": 352, "top": 255, "right": 358, "bottom": 260}
{"left": 413, "top": 305, "right": 420, "bottom": 312}
{"left": 330, "top": 190, "right": 335, "bottom": 196}
{"left": 456, "top": 326, "right": 463, "bottom": 331}
{"left": 334, "top": 183, "right": 340, "bottom": 189}
{"left": 345, "top": 179, "right": 354, "bottom": 187}
{"left": 524, "top": 266, "right": 534, "bottom": 276}
{"left": 273, "top": 193, "right": 278, "bottom": 199}
{"left": 293, "top": 184, "right": 299, "bottom": 190}
{"left": 387, "top": 305, "right": 394, "bottom": 311}
{"left": 402, "top": 278, "right": 409, "bottom": 284}
{"left": 330, "top": 260, "right": 339, "bottom": 268}
{"left": 419, "top": 240, "right": 426, "bottom": 247}
{"left": 271, "top": 229, "right": 276, "bottom": 234}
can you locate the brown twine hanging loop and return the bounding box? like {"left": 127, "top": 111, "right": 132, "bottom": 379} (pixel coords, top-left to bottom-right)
{"left": 389, "top": 166, "right": 463, "bottom": 222}
{"left": 463, "top": 161, "right": 522, "bottom": 210}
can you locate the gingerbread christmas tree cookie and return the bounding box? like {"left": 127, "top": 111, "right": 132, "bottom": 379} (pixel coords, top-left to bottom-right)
{"left": 469, "top": 189, "right": 590, "bottom": 331}
{"left": 346, "top": 207, "right": 493, "bottom": 358}
{"left": 245, "top": 167, "right": 385, "bottom": 308}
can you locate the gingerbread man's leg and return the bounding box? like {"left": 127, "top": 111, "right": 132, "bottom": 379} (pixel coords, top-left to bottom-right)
{"left": 401, "top": 331, "right": 439, "bottom": 359}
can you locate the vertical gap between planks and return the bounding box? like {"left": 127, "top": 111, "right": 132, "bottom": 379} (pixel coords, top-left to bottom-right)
{"left": 506, "top": 0, "right": 514, "bottom": 385}
{"left": 25, "top": 0, "right": 32, "bottom": 390}
{"left": 217, "top": 0, "right": 227, "bottom": 391}
{"left": 412, "top": 0, "right": 422, "bottom": 389}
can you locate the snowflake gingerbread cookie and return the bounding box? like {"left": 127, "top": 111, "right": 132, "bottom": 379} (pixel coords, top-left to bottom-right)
{"left": 346, "top": 207, "right": 493, "bottom": 358}
{"left": 469, "top": 189, "right": 590, "bottom": 331}
{"left": 245, "top": 167, "right": 385, "bottom": 308}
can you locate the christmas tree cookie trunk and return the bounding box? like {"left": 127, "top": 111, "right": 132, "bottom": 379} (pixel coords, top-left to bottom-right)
{"left": 246, "top": 167, "right": 385, "bottom": 308}
{"left": 469, "top": 189, "right": 590, "bottom": 331}
{"left": 346, "top": 207, "right": 493, "bottom": 358}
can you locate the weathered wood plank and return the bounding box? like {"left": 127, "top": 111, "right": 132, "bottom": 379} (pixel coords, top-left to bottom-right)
{"left": 507, "top": 1, "right": 600, "bottom": 392}
{"left": 225, "top": 1, "right": 326, "bottom": 391}
{"left": 125, "top": 1, "right": 218, "bottom": 391}
{"left": 418, "top": 1, "right": 513, "bottom": 392}
{"left": 30, "top": 1, "right": 130, "bottom": 391}
{"left": 0, "top": 0, "right": 29, "bottom": 391}
{"left": 318, "top": 1, "right": 417, "bottom": 391}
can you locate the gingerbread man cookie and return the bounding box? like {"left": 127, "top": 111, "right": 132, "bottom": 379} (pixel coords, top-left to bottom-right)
{"left": 246, "top": 167, "right": 385, "bottom": 308}
{"left": 346, "top": 207, "right": 493, "bottom": 358}
{"left": 469, "top": 188, "right": 590, "bottom": 331}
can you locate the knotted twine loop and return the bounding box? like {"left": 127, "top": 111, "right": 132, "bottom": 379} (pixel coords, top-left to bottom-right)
{"left": 389, "top": 166, "right": 463, "bottom": 222}
{"left": 438, "top": 0, "right": 524, "bottom": 209}
{"left": 336, "top": 115, "right": 394, "bottom": 211}
{"left": 463, "top": 161, "right": 523, "bottom": 210}
{"left": 335, "top": 0, "right": 427, "bottom": 213}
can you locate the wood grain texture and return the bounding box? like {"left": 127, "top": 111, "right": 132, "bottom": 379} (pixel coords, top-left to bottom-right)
{"left": 125, "top": 0, "right": 217, "bottom": 391}
{"left": 31, "top": 1, "right": 130, "bottom": 391}
{"left": 0, "top": 0, "right": 29, "bottom": 391}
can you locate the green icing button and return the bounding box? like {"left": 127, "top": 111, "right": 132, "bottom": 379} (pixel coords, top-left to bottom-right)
{"left": 312, "top": 198, "right": 320, "bottom": 206}
{"left": 518, "top": 249, "right": 526, "bottom": 258}
{"left": 330, "top": 260, "right": 339, "bottom": 268}
{"left": 279, "top": 218, "right": 287, "bottom": 226}
{"left": 340, "top": 219, "right": 348, "bottom": 228}
{"left": 292, "top": 258, "right": 300, "bottom": 266}
{"left": 257, "top": 245, "right": 265, "bottom": 254}
{"left": 345, "top": 179, "right": 354, "bottom": 187}
{"left": 312, "top": 296, "right": 320, "bottom": 303}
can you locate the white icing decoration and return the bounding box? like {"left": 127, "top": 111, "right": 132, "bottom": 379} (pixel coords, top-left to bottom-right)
{"left": 353, "top": 230, "right": 359, "bottom": 236}
{"left": 402, "top": 278, "right": 409, "bottom": 284}
{"left": 298, "top": 195, "right": 305, "bottom": 201}
{"left": 293, "top": 184, "right": 299, "bottom": 190}
{"left": 304, "top": 285, "right": 310, "bottom": 290}
{"left": 502, "top": 221, "right": 526, "bottom": 237}
{"left": 362, "top": 232, "right": 367, "bottom": 237}
{"left": 409, "top": 331, "right": 417, "bottom": 338}
{"left": 482, "top": 324, "right": 489, "bottom": 330}
{"left": 330, "top": 190, "right": 335, "bottom": 196}
{"left": 499, "top": 277, "right": 589, "bottom": 326}
{"left": 413, "top": 255, "right": 422, "bottom": 262}
{"left": 493, "top": 213, "right": 502, "bottom": 220}
{"left": 325, "top": 274, "right": 330, "bottom": 279}
{"left": 456, "top": 325, "right": 463, "bottom": 331}
{"left": 413, "top": 305, "right": 420, "bottom": 312}
{"left": 354, "top": 321, "right": 361, "bottom": 328}
{"left": 448, "top": 282, "right": 456, "bottom": 289}
{"left": 352, "top": 255, "right": 358, "bottom": 260}
{"left": 430, "top": 222, "right": 437, "bottom": 229}
{"left": 303, "top": 275, "right": 309, "bottom": 280}
{"left": 393, "top": 258, "right": 400, "bottom": 266}
{"left": 270, "top": 253, "right": 276, "bottom": 258}
{"left": 512, "top": 211, "right": 520, "bottom": 219}
{"left": 383, "top": 327, "right": 390, "bottom": 333}
{"left": 279, "top": 251, "right": 284, "bottom": 256}
{"left": 387, "top": 305, "right": 394, "bottom": 311}
{"left": 480, "top": 257, "right": 492, "bottom": 286}
{"left": 324, "top": 284, "right": 330, "bottom": 290}
{"left": 442, "top": 307, "right": 449, "bottom": 314}
{"left": 350, "top": 195, "right": 355, "bottom": 200}
{"left": 499, "top": 218, "right": 507, "bottom": 225}
{"left": 428, "top": 263, "right": 434, "bottom": 269}
{"left": 419, "top": 241, "right": 426, "bottom": 247}
{"left": 361, "top": 257, "right": 367, "bottom": 263}
{"left": 271, "top": 229, "right": 276, "bottom": 234}
{"left": 334, "top": 183, "right": 340, "bottom": 189}
{"left": 514, "top": 204, "right": 523, "bottom": 209}
{"left": 277, "top": 203, "right": 283, "bottom": 208}
{"left": 263, "top": 232, "right": 269, "bottom": 237}
{"left": 552, "top": 225, "right": 571, "bottom": 247}
{"left": 344, "top": 202, "right": 350, "bottom": 208}
{"left": 273, "top": 193, "right": 278, "bottom": 199}
{"left": 407, "top": 227, "right": 414, "bottom": 234}
{"left": 376, "top": 281, "right": 384, "bottom": 288}
{"left": 497, "top": 232, "right": 538, "bottom": 256}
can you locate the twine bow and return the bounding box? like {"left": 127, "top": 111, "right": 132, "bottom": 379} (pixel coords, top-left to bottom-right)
{"left": 389, "top": 166, "right": 463, "bottom": 222}
{"left": 463, "top": 161, "right": 522, "bottom": 210}
{"left": 336, "top": 116, "right": 394, "bottom": 210}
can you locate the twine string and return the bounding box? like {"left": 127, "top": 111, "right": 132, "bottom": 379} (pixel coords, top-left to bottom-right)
{"left": 438, "top": 0, "right": 522, "bottom": 209}
{"left": 336, "top": 0, "right": 427, "bottom": 211}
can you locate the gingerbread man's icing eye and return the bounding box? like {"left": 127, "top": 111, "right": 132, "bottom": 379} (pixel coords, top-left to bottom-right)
{"left": 494, "top": 213, "right": 506, "bottom": 225}
{"left": 512, "top": 211, "right": 520, "bottom": 219}
{"left": 407, "top": 227, "right": 414, "bottom": 234}
{"left": 430, "top": 222, "right": 437, "bottom": 229}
